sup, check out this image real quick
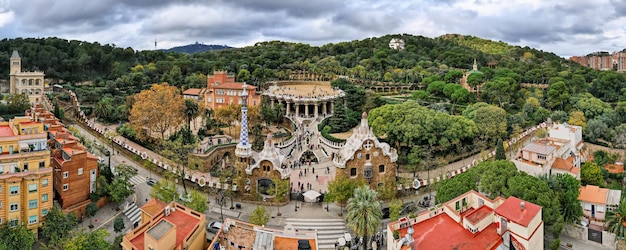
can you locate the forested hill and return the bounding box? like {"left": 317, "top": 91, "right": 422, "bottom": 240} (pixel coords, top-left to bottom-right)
{"left": 162, "top": 43, "right": 232, "bottom": 54}
{"left": 0, "top": 34, "right": 576, "bottom": 84}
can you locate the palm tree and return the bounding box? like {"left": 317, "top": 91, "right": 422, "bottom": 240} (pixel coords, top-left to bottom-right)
{"left": 184, "top": 99, "right": 200, "bottom": 129}
{"left": 606, "top": 198, "right": 626, "bottom": 242}
{"left": 347, "top": 185, "right": 382, "bottom": 250}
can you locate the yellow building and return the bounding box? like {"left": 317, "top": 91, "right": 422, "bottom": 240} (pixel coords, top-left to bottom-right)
{"left": 0, "top": 116, "right": 52, "bottom": 236}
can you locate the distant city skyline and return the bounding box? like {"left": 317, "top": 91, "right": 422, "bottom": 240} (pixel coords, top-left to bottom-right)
{"left": 1, "top": 0, "right": 625, "bottom": 57}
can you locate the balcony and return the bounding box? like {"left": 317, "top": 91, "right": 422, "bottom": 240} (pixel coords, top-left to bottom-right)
{"left": 0, "top": 167, "right": 51, "bottom": 180}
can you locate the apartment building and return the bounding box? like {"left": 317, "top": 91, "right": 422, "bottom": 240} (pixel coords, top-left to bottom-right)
{"left": 29, "top": 104, "right": 98, "bottom": 215}
{"left": 121, "top": 199, "right": 207, "bottom": 250}
{"left": 0, "top": 116, "right": 52, "bottom": 236}
{"left": 204, "top": 70, "right": 260, "bottom": 110}
{"left": 569, "top": 51, "right": 626, "bottom": 72}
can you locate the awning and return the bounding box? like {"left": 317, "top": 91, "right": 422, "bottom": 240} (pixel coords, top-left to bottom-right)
{"left": 19, "top": 142, "right": 30, "bottom": 151}
{"left": 303, "top": 190, "right": 321, "bottom": 202}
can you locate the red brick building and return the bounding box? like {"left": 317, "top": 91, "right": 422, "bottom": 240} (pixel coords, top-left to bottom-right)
{"left": 204, "top": 71, "right": 261, "bottom": 110}
{"left": 29, "top": 105, "right": 98, "bottom": 214}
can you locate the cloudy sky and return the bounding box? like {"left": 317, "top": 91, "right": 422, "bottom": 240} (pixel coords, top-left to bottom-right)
{"left": 1, "top": 0, "right": 625, "bottom": 58}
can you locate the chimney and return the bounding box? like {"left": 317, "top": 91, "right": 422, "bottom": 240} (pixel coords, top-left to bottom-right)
{"left": 520, "top": 201, "right": 525, "bottom": 210}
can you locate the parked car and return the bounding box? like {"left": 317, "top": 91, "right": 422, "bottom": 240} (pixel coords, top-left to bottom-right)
{"left": 102, "top": 148, "right": 110, "bottom": 156}
{"left": 207, "top": 221, "right": 222, "bottom": 233}
{"left": 147, "top": 179, "right": 157, "bottom": 186}
{"left": 98, "top": 157, "right": 105, "bottom": 164}
{"left": 381, "top": 207, "right": 390, "bottom": 219}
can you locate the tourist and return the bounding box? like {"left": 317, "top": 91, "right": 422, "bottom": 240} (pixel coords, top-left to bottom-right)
{"left": 316, "top": 175, "right": 318, "bottom": 181}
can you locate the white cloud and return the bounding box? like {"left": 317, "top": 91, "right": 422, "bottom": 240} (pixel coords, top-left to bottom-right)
{"left": 0, "top": 0, "right": 624, "bottom": 57}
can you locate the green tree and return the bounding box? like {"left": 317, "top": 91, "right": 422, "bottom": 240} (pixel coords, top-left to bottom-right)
{"left": 346, "top": 186, "right": 382, "bottom": 250}
{"left": 86, "top": 202, "right": 99, "bottom": 227}
{"left": 58, "top": 229, "right": 111, "bottom": 250}
{"left": 389, "top": 199, "right": 402, "bottom": 221}
{"left": 495, "top": 139, "right": 506, "bottom": 160}
{"left": 186, "top": 190, "right": 208, "bottom": 213}
{"left": 326, "top": 178, "right": 365, "bottom": 216}
{"left": 5, "top": 93, "right": 30, "bottom": 114}
{"left": 159, "top": 137, "right": 197, "bottom": 195}
{"left": 113, "top": 217, "right": 125, "bottom": 235}
{"left": 249, "top": 206, "right": 270, "bottom": 226}
{"left": 581, "top": 162, "right": 604, "bottom": 186}
{"left": 546, "top": 81, "right": 569, "bottom": 109}
{"left": 150, "top": 178, "right": 178, "bottom": 203}
{"left": 267, "top": 177, "right": 290, "bottom": 216}
{"left": 108, "top": 177, "right": 134, "bottom": 207}
{"left": 184, "top": 98, "right": 200, "bottom": 129}
{"left": 0, "top": 224, "right": 36, "bottom": 250}
{"left": 94, "top": 97, "right": 115, "bottom": 122}
{"left": 606, "top": 198, "right": 626, "bottom": 243}
{"left": 41, "top": 206, "right": 79, "bottom": 247}
{"left": 114, "top": 164, "right": 137, "bottom": 181}
{"left": 540, "top": 174, "right": 583, "bottom": 225}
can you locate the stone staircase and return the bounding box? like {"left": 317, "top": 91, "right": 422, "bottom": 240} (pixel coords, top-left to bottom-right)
{"left": 285, "top": 218, "right": 348, "bottom": 249}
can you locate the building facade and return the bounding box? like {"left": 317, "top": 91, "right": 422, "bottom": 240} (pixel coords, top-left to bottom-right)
{"left": 209, "top": 218, "right": 319, "bottom": 250}
{"left": 0, "top": 116, "right": 52, "bottom": 236}
{"left": 204, "top": 71, "right": 260, "bottom": 110}
{"left": 28, "top": 104, "right": 99, "bottom": 215}
{"left": 333, "top": 112, "right": 398, "bottom": 189}
{"left": 121, "top": 199, "right": 207, "bottom": 250}
{"left": 569, "top": 51, "right": 626, "bottom": 72}
{"left": 8, "top": 50, "right": 45, "bottom": 103}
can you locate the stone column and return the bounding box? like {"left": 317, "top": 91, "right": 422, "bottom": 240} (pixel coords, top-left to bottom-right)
{"left": 329, "top": 101, "right": 334, "bottom": 114}
{"left": 286, "top": 102, "right": 291, "bottom": 116}
{"left": 295, "top": 103, "right": 300, "bottom": 117}
{"left": 270, "top": 98, "right": 275, "bottom": 108}
{"left": 322, "top": 102, "right": 327, "bottom": 115}
{"left": 314, "top": 103, "right": 319, "bottom": 117}
{"left": 305, "top": 103, "right": 309, "bottom": 117}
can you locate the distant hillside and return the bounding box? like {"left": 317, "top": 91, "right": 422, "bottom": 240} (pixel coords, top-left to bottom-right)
{"left": 163, "top": 42, "right": 232, "bottom": 54}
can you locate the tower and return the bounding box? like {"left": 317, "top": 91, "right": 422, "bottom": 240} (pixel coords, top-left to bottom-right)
{"left": 472, "top": 58, "right": 478, "bottom": 71}
{"left": 9, "top": 50, "right": 21, "bottom": 94}
{"left": 235, "top": 83, "right": 252, "bottom": 161}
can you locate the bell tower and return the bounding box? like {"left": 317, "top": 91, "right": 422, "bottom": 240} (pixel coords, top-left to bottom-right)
{"left": 9, "top": 50, "right": 21, "bottom": 94}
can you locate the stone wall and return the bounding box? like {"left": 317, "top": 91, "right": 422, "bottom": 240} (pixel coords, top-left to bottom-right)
{"left": 336, "top": 145, "right": 397, "bottom": 189}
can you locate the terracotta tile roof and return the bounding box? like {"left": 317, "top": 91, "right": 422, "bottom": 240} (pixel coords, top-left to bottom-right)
{"left": 404, "top": 213, "right": 502, "bottom": 250}
{"left": 274, "top": 237, "right": 317, "bottom": 250}
{"left": 552, "top": 158, "right": 573, "bottom": 170}
{"left": 570, "top": 167, "right": 580, "bottom": 175}
{"left": 604, "top": 163, "right": 624, "bottom": 174}
{"left": 182, "top": 88, "right": 202, "bottom": 96}
{"left": 141, "top": 198, "right": 167, "bottom": 217}
{"left": 578, "top": 185, "right": 609, "bottom": 204}
{"left": 494, "top": 196, "right": 541, "bottom": 227}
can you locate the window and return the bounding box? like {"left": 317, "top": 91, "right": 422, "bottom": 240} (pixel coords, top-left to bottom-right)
{"left": 366, "top": 154, "right": 370, "bottom": 160}
{"left": 42, "top": 194, "right": 48, "bottom": 202}
{"left": 207, "top": 97, "right": 212, "bottom": 103}
{"left": 63, "top": 171, "right": 69, "bottom": 179}
{"left": 0, "top": 146, "right": 2, "bottom": 153}
{"left": 10, "top": 203, "right": 18, "bottom": 212}
{"left": 78, "top": 168, "right": 83, "bottom": 175}
{"left": 42, "top": 179, "right": 48, "bottom": 187}
{"left": 9, "top": 186, "right": 18, "bottom": 195}
{"left": 537, "top": 154, "right": 547, "bottom": 160}
{"left": 23, "top": 163, "right": 28, "bottom": 171}
{"left": 350, "top": 168, "right": 357, "bottom": 177}
{"left": 216, "top": 98, "right": 224, "bottom": 103}
{"left": 42, "top": 209, "right": 48, "bottom": 217}
{"left": 216, "top": 90, "right": 225, "bottom": 95}
{"left": 379, "top": 165, "right": 385, "bottom": 173}
{"left": 63, "top": 184, "right": 69, "bottom": 191}
{"left": 9, "top": 219, "right": 18, "bottom": 228}
{"left": 39, "top": 161, "right": 45, "bottom": 168}
{"left": 28, "top": 183, "right": 37, "bottom": 193}
{"left": 28, "top": 199, "right": 37, "bottom": 209}
{"left": 28, "top": 215, "right": 37, "bottom": 225}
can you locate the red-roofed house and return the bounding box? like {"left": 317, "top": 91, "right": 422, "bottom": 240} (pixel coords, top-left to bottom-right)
{"left": 208, "top": 218, "right": 319, "bottom": 250}
{"left": 204, "top": 71, "right": 260, "bottom": 110}
{"left": 183, "top": 88, "right": 206, "bottom": 102}
{"left": 122, "top": 200, "right": 207, "bottom": 250}
{"left": 387, "top": 190, "right": 543, "bottom": 250}
{"left": 578, "top": 185, "right": 622, "bottom": 221}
